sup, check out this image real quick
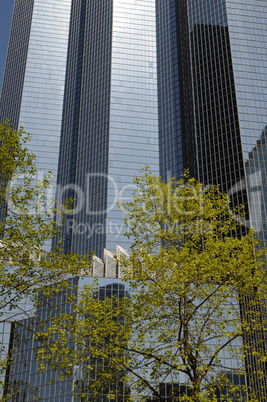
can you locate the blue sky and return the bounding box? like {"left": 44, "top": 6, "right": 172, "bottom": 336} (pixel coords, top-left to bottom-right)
{"left": 0, "top": 0, "right": 14, "bottom": 91}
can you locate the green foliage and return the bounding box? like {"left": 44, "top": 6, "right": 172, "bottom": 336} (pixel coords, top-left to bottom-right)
{"left": 0, "top": 120, "right": 86, "bottom": 314}
{"left": 35, "top": 170, "right": 267, "bottom": 401}
{"left": 0, "top": 121, "right": 89, "bottom": 399}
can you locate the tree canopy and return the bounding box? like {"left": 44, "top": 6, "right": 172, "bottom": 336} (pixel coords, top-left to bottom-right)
{"left": 0, "top": 121, "right": 87, "bottom": 398}
{"left": 35, "top": 169, "right": 267, "bottom": 401}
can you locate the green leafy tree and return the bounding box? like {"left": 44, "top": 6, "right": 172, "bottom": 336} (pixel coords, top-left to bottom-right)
{"left": 36, "top": 170, "right": 267, "bottom": 401}
{"left": 0, "top": 121, "right": 88, "bottom": 399}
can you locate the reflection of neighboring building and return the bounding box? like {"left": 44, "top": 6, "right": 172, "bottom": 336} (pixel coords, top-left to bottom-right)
{"left": 245, "top": 126, "right": 267, "bottom": 243}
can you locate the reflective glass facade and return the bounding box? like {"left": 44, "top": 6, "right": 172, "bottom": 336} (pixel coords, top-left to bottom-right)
{"left": 0, "top": 0, "right": 72, "bottom": 397}
{"left": 3, "top": 247, "right": 246, "bottom": 401}
{"left": 185, "top": 0, "right": 267, "bottom": 397}
{"left": 107, "top": 0, "right": 159, "bottom": 250}
{"left": 185, "top": 0, "right": 267, "bottom": 244}
{"left": 0, "top": 0, "right": 72, "bottom": 201}
{"left": 226, "top": 0, "right": 267, "bottom": 242}
{"left": 5, "top": 248, "right": 132, "bottom": 401}
{"left": 0, "top": 0, "right": 34, "bottom": 128}
{"left": 18, "top": 0, "right": 72, "bottom": 195}
{"left": 57, "top": 0, "right": 159, "bottom": 257}
{"left": 1, "top": 0, "right": 267, "bottom": 400}
{"left": 5, "top": 291, "right": 78, "bottom": 401}
{"left": 0, "top": 320, "right": 13, "bottom": 398}
{"left": 188, "top": 0, "right": 247, "bottom": 201}
{"left": 156, "top": 0, "right": 183, "bottom": 181}
{"left": 156, "top": 0, "right": 198, "bottom": 181}
{"left": 158, "top": 0, "right": 266, "bottom": 397}
{"left": 57, "top": 0, "right": 113, "bottom": 257}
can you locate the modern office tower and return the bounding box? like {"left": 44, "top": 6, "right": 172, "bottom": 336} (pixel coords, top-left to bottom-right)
{"left": 1, "top": 0, "right": 267, "bottom": 400}
{"left": 1, "top": 0, "right": 266, "bottom": 283}
{"left": 155, "top": 1, "right": 183, "bottom": 183}
{"left": 3, "top": 246, "right": 131, "bottom": 401}
{"left": 1, "top": 0, "right": 159, "bottom": 398}
{"left": 156, "top": 1, "right": 197, "bottom": 183}
{"left": 57, "top": 0, "right": 159, "bottom": 257}
{"left": 158, "top": 0, "right": 267, "bottom": 246}
{"left": 2, "top": 245, "right": 248, "bottom": 401}
{"left": 245, "top": 126, "right": 267, "bottom": 241}
{"left": 0, "top": 0, "right": 72, "bottom": 396}
{"left": 0, "top": 0, "right": 72, "bottom": 200}
{"left": 168, "top": 0, "right": 267, "bottom": 397}
{"left": 172, "top": 0, "right": 267, "bottom": 241}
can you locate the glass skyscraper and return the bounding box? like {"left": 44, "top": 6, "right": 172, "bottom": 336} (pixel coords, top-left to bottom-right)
{"left": 0, "top": 0, "right": 72, "bottom": 202}
{"left": 0, "top": 0, "right": 266, "bottom": 400}
{"left": 0, "top": 0, "right": 160, "bottom": 399}
{"left": 0, "top": 1, "right": 72, "bottom": 397}
{"left": 170, "top": 0, "right": 267, "bottom": 396}
{"left": 173, "top": 0, "right": 267, "bottom": 243}
{"left": 3, "top": 1, "right": 265, "bottom": 268}
{"left": 4, "top": 248, "right": 131, "bottom": 402}
{"left": 157, "top": 0, "right": 267, "bottom": 251}
{"left": 57, "top": 0, "right": 159, "bottom": 256}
